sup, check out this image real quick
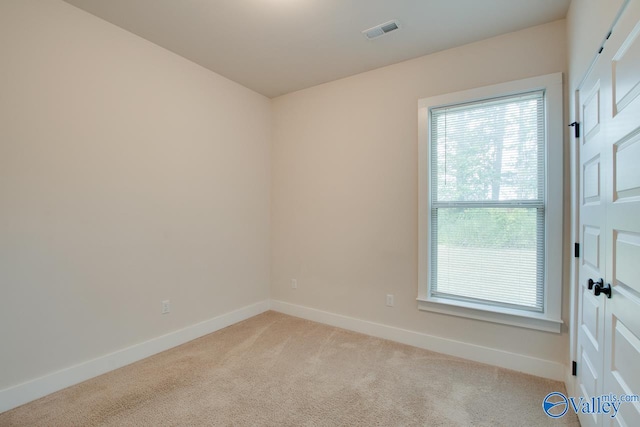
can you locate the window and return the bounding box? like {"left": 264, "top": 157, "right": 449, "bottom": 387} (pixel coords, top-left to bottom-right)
{"left": 417, "top": 73, "right": 563, "bottom": 333}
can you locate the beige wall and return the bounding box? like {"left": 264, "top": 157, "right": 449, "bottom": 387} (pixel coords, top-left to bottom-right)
{"left": 272, "top": 20, "right": 569, "bottom": 365}
{"left": 0, "top": 0, "right": 271, "bottom": 389}
{"left": 0, "top": 0, "right": 576, "bottom": 394}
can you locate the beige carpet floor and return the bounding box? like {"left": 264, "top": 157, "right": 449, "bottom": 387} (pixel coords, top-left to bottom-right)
{"left": 0, "top": 311, "right": 579, "bottom": 426}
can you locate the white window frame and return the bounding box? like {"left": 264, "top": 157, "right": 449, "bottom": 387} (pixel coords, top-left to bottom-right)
{"left": 417, "top": 73, "right": 564, "bottom": 333}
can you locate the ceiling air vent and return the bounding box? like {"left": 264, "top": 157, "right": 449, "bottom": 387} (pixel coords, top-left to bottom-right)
{"left": 362, "top": 20, "right": 400, "bottom": 40}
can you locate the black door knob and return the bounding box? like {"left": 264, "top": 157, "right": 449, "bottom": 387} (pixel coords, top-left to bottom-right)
{"left": 588, "top": 278, "right": 603, "bottom": 290}
{"left": 594, "top": 282, "right": 612, "bottom": 298}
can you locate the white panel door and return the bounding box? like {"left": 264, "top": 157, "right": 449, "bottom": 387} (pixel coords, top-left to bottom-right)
{"left": 602, "top": 0, "right": 640, "bottom": 425}
{"left": 577, "top": 1, "right": 640, "bottom": 426}
{"left": 577, "top": 54, "right": 608, "bottom": 427}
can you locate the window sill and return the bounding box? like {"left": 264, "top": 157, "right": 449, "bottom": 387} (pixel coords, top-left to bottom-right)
{"left": 417, "top": 297, "right": 563, "bottom": 333}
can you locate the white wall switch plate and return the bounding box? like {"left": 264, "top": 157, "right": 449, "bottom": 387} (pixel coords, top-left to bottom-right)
{"left": 161, "top": 300, "right": 170, "bottom": 314}
{"left": 386, "top": 294, "right": 394, "bottom": 307}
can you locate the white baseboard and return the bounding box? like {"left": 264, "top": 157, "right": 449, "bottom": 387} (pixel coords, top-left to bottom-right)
{"left": 0, "top": 300, "right": 270, "bottom": 414}
{"left": 270, "top": 300, "right": 566, "bottom": 382}
{"left": 1, "top": 298, "right": 567, "bottom": 414}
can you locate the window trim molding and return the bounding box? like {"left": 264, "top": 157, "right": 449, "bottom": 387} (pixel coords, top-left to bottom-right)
{"left": 417, "top": 73, "right": 564, "bottom": 334}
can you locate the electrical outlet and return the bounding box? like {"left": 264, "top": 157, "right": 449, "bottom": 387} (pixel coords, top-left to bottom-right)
{"left": 161, "top": 300, "right": 170, "bottom": 314}
{"left": 291, "top": 279, "right": 298, "bottom": 289}
{"left": 386, "top": 294, "right": 394, "bottom": 307}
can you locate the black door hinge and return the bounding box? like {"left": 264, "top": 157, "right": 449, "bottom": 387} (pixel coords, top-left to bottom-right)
{"left": 574, "top": 243, "right": 580, "bottom": 258}
{"left": 569, "top": 122, "right": 580, "bottom": 138}
{"left": 572, "top": 361, "right": 577, "bottom": 376}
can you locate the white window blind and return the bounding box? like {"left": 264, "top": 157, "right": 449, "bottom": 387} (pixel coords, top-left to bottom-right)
{"left": 430, "top": 91, "right": 545, "bottom": 312}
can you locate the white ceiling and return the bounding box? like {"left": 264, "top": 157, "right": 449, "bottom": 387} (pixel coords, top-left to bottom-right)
{"left": 63, "top": 0, "right": 571, "bottom": 98}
